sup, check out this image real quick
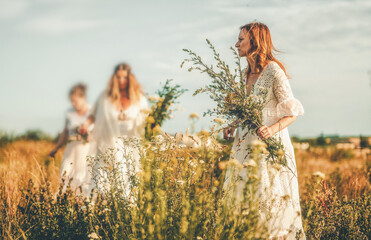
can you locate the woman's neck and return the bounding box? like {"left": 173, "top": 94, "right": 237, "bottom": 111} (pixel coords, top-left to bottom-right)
{"left": 247, "top": 59, "right": 258, "bottom": 73}
{"left": 120, "top": 88, "right": 129, "bottom": 99}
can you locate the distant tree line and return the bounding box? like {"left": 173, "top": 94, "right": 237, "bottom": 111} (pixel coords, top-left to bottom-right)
{"left": 293, "top": 133, "right": 370, "bottom": 149}
{"left": 1, "top": 129, "right": 370, "bottom": 150}
{"left": 0, "top": 129, "right": 59, "bottom": 147}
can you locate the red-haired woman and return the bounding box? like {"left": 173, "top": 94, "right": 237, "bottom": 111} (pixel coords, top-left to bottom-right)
{"left": 223, "top": 22, "right": 306, "bottom": 239}
{"left": 80, "top": 63, "right": 148, "bottom": 197}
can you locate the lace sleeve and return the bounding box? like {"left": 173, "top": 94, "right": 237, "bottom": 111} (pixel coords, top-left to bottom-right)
{"left": 272, "top": 64, "right": 304, "bottom": 118}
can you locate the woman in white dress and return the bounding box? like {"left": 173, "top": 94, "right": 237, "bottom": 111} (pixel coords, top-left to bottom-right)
{"left": 80, "top": 63, "right": 148, "bottom": 197}
{"left": 223, "top": 22, "right": 306, "bottom": 239}
{"left": 49, "top": 83, "right": 92, "bottom": 196}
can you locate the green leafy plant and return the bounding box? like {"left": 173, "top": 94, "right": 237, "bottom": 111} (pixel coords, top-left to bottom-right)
{"left": 145, "top": 79, "right": 187, "bottom": 140}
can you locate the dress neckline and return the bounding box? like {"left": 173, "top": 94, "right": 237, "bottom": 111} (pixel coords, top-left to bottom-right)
{"left": 246, "top": 61, "right": 273, "bottom": 96}
{"left": 76, "top": 105, "right": 90, "bottom": 117}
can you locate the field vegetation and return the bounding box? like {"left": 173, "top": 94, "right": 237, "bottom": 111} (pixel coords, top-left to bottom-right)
{"left": 0, "top": 130, "right": 370, "bottom": 239}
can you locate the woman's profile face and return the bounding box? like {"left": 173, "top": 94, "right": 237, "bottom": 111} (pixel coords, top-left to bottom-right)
{"left": 70, "top": 94, "right": 86, "bottom": 112}
{"left": 235, "top": 29, "right": 250, "bottom": 57}
{"left": 116, "top": 69, "right": 129, "bottom": 90}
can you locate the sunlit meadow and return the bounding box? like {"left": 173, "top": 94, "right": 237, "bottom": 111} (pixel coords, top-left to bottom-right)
{"left": 0, "top": 127, "right": 370, "bottom": 239}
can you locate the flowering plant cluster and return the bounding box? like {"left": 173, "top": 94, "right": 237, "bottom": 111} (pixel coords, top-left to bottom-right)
{"left": 182, "top": 40, "right": 292, "bottom": 173}
{"left": 144, "top": 79, "right": 187, "bottom": 140}
{"left": 70, "top": 126, "right": 89, "bottom": 143}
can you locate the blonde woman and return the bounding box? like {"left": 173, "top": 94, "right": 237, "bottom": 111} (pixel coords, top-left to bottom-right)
{"left": 223, "top": 22, "right": 306, "bottom": 239}
{"left": 49, "top": 83, "right": 92, "bottom": 196}
{"left": 80, "top": 63, "right": 148, "bottom": 196}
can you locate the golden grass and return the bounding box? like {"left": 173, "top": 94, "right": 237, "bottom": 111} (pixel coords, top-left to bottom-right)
{"left": 1, "top": 140, "right": 369, "bottom": 210}
{"left": 0, "top": 140, "right": 63, "bottom": 217}
{"left": 296, "top": 148, "right": 371, "bottom": 202}
{"left": 0, "top": 140, "right": 370, "bottom": 239}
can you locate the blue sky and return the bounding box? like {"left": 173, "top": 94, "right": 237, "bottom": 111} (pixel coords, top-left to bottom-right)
{"left": 0, "top": 0, "right": 370, "bottom": 137}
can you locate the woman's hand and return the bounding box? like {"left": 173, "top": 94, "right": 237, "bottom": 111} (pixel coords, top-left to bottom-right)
{"left": 258, "top": 116, "right": 297, "bottom": 140}
{"left": 79, "top": 115, "right": 94, "bottom": 135}
{"left": 79, "top": 122, "right": 88, "bottom": 135}
{"left": 257, "top": 125, "right": 274, "bottom": 140}
{"left": 223, "top": 126, "right": 236, "bottom": 140}
{"left": 48, "top": 148, "right": 58, "bottom": 158}
{"left": 49, "top": 121, "right": 68, "bottom": 158}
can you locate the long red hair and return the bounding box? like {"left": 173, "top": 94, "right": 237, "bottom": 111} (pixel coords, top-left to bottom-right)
{"left": 240, "top": 22, "right": 288, "bottom": 77}
{"left": 106, "top": 63, "right": 143, "bottom": 105}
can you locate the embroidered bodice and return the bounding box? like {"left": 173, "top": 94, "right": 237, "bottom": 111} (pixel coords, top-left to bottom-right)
{"left": 246, "top": 61, "right": 304, "bottom": 127}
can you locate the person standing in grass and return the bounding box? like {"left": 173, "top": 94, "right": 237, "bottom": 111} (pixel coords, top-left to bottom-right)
{"left": 79, "top": 63, "right": 148, "bottom": 197}
{"left": 223, "top": 22, "right": 306, "bottom": 240}
{"left": 49, "top": 83, "right": 93, "bottom": 197}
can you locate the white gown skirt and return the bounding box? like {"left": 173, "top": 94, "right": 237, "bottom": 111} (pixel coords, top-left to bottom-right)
{"left": 224, "top": 127, "right": 306, "bottom": 240}
{"left": 60, "top": 140, "right": 91, "bottom": 196}
{"left": 88, "top": 137, "right": 141, "bottom": 201}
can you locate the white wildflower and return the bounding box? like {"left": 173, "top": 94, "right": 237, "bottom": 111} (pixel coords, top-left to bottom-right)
{"left": 176, "top": 180, "right": 185, "bottom": 185}
{"left": 312, "top": 171, "right": 325, "bottom": 179}
{"left": 243, "top": 159, "right": 257, "bottom": 168}
{"left": 88, "top": 232, "right": 99, "bottom": 239}
{"left": 80, "top": 206, "right": 87, "bottom": 211}
{"left": 103, "top": 208, "right": 111, "bottom": 213}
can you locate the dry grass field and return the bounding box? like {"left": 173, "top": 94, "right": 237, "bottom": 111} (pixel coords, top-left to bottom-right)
{"left": 0, "top": 139, "right": 370, "bottom": 239}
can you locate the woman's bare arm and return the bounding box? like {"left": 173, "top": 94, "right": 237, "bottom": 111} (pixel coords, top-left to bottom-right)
{"left": 257, "top": 115, "right": 297, "bottom": 140}
{"left": 49, "top": 121, "right": 69, "bottom": 157}
{"left": 270, "top": 115, "right": 297, "bottom": 134}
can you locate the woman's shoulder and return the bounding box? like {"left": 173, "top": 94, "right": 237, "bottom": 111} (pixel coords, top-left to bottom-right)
{"left": 266, "top": 61, "right": 287, "bottom": 79}
{"left": 266, "top": 61, "right": 281, "bottom": 72}
{"left": 95, "top": 90, "right": 110, "bottom": 105}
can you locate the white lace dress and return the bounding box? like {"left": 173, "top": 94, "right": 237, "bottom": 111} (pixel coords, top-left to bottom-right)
{"left": 60, "top": 106, "right": 92, "bottom": 196}
{"left": 224, "top": 61, "right": 306, "bottom": 239}
{"left": 87, "top": 91, "right": 148, "bottom": 197}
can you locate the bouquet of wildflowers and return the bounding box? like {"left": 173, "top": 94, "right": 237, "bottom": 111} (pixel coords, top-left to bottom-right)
{"left": 144, "top": 79, "right": 187, "bottom": 140}
{"left": 182, "top": 40, "right": 294, "bottom": 175}
{"left": 70, "top": 126, "right": 89, "bottom": 143}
